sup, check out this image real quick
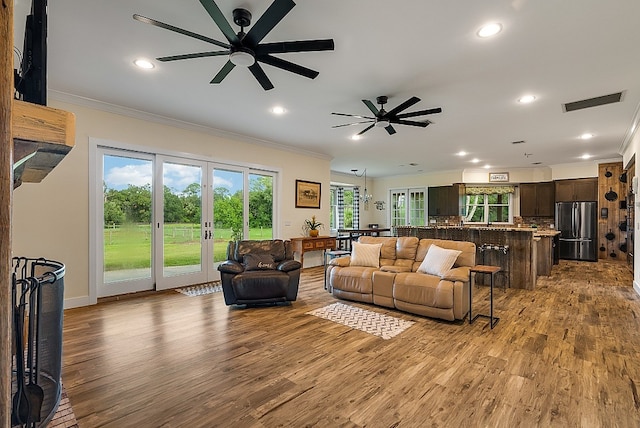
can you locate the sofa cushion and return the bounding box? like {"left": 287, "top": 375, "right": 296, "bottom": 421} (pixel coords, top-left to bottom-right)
{"left": 359, "top": 236, "right": 397, "bottom": 265}
{"left": 243, "top": 253, "right": 277, "bottom": 271}
{"left": 350, "top": 242, "right": 382, "bottom": 268}
{"left": 394, "top": 273, "right": 454, "bottom": 309}
{"left": 414, "top": 239, "right": 476, "bottom": 271}
{"left": 380, "top": 265, "right": 412, "bottom": 273}
{"left": 417, "top": 244, "right": 462, "bottom": 277}
{"left": 235, "top": 239, "right": 286, "bottom": 263}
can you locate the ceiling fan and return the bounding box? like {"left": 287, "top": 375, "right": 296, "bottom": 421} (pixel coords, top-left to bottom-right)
{"left": 332, "top": 96, "right": 442, "bottom": 136}
{"left": 133, "top": 0, "right": 334, "bottom": 91}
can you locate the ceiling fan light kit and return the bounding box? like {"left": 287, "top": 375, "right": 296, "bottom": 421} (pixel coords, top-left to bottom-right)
{"left": 333, "top": 95, "right": 442, "bottom": 136}
{"left": 229, "top": 50, "right": 255, "bottom": 67}
{"left": 134, "top": 0, "right": 335, "bottom": 90}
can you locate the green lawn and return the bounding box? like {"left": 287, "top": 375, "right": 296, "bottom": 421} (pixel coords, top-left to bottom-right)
{"left": 104, "top": 224, "right": 273, "bottom": 271}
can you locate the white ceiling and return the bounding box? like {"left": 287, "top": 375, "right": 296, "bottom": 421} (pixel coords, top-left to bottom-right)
{"left": 14, "top": 0, "right": 640, "bottom": 178}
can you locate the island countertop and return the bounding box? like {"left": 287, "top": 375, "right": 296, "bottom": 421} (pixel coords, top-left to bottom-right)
{"left": 396, "top": 226, "right": 559, "bottom": 289}
{"left": 417, "top": 225, "right": 560, "bottom": 237}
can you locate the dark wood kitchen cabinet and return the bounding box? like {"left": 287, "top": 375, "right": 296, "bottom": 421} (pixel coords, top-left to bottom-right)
{"left": 555, "top": 178, "right": 598, "bottom": 202}
{"left": 428, "top": 184, "right": 462, "bottom": 216}
{"left": 520, "top": 181, "right": 555, "bottom": 217}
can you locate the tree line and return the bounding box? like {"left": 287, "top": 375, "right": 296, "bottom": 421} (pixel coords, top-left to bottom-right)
{"left": 104, "top": 177, "right": 273, "bottom": 237}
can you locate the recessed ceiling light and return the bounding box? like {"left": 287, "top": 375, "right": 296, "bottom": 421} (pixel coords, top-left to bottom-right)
{"left": 580, "top": 133, "right": 594, "bottom": 140}
{"left": 477, "top": 23, "right": 502, "bottom": 38}
{"left": 518, "top": 95, "right": 536, "bottom": 104}
{"left": 457, "top": 151, "right": 467, "bottom": 156}
{"left": 581, "top": 154, "right": 592, "bottom": 160}
{"left": 271, "top": 106, "right": 286, "bottom": 115}
{"left": 350, "top": 134, "right": 361, "bottom": 141}
{"left": 483, "top": 164, "right": 491, "bottom": 169}
{"left": 471, "top": 158, "right": 480, "bottom": 163}
{"left": 133, "top": 58, "right": 154, "bottom": 69}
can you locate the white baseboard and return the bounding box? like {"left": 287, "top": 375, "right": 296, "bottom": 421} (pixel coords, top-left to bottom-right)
{"left": 634, "top": 280, "right": 640, "bottom": 296}
{"left": 64, "top": 296, "right": 92, "bottom": 309}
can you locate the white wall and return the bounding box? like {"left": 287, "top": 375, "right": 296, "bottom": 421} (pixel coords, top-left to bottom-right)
{"left": 12, "top": 98, "right": 332, "bottom": 305}
{"left": 352, "top": 162, "right": 622, "bottom": 229}
{"left": 621, "top": 109, "right": 640, "bottom": 294}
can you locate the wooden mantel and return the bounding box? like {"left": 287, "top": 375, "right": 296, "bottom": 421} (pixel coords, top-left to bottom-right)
{"left": 12, "top": 99, "right": 76, "bottom": 187}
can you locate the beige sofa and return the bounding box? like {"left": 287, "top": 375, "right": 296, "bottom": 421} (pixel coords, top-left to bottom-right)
{"left": 327, "top": 236, "right": 476, "bottom": 321}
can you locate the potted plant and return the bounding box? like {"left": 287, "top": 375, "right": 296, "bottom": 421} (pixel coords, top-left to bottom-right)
{"left": 304, "top": 215, "right": 324, "bottom": 237}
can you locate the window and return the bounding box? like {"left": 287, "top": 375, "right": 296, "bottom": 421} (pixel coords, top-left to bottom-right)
{"left": 330, "top": 185, "right": 358, "bottom": 231}
{"left": 464, "top": 192, "right": 513, "bottom": 224}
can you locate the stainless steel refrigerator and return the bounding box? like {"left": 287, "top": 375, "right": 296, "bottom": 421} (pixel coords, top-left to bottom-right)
{"left": 555, "top": 201, "right": 597, "bottom": 261}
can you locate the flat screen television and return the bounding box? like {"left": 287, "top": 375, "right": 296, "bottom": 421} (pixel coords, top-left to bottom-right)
{"left": 15, "top": 0, "right": 47, "bottom": 106}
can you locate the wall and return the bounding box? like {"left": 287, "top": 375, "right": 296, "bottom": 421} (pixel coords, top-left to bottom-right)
{"left": 621, "top": 107, "right": 640, "bottom": 294}
{"left": 357, "top": 164, "right": 613, "bottom": 228}
{"left": 12, "top": 97, "right": 332, "bottom": 306}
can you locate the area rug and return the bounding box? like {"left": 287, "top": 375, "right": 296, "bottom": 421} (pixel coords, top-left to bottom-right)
{"left": 307, "top": 302, "right": 415, "bottom": 340}
{"left": 176, "top": 282, "right": 222, "bottom": 296}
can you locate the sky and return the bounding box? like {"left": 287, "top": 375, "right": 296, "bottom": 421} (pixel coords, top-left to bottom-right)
{"left": 103, "top": 155, "right": 239, "bottom": 193}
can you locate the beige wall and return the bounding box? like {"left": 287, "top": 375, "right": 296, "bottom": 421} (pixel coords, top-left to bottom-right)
{"left": 13, "top": 99, "right": 331, "bottom": 306}
{"left": 338, "top": 162, "right": 621, "bottom": 230}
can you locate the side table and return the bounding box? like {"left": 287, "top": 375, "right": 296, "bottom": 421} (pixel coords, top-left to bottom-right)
{"left": 469, "top": 265, "right": 501, "bottom": 329}
{"left": 324, "top": 250, "right": 350, "bottom": 291}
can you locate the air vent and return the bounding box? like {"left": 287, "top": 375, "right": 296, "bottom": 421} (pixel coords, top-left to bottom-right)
{"left": 563, "top": 92, "right": 624, "bottom": 112}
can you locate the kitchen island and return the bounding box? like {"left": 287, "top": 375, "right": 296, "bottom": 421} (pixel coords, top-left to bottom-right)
{"left": 395, "top": 226, "right": 560, "bottom": 290}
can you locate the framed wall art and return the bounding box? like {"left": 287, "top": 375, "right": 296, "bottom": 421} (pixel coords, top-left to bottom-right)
{"left": 295, "top": 179, "right": 321, "bottom": 208}
{"left": 489, "top": 172, "right": 509, "bottom": 182}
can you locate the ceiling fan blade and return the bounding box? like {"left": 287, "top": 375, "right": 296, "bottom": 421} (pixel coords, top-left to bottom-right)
{"left": 255, "top": 39, "right": 335, "bottom": 55}
{"left": 332, "top": 120, "right": 375, "bottom": 128}
{"left": 385, "top": 125, "right": 397, "bottom": 135}
{"left": 331, "top": 112, "right": 375, "bottom": 119}
{"left": 393, "top": 119, "right": 431, "bottom": 127}
{"left": 133, "top": 14, "right": 230, "bottom": 49}
{"left": 248, "top": 63, "right": 275, "bottom": 90}
{"left": 198, "top": 0, "right": 240, "bottom": 44}
{"left": 396, "top": 107, "right": 443, "bottom": 119}
{"left": 210, "top": 60, "right": 235, "bottom": 84}
{"left": 386, "top": 96, "right": 421, "bottom": 116}
{"left": 257, "top": 55, "right": 319, "bottom": 79}
{"left": 357, "top": 124, "right": 375, "bottom": 135}
{"left": 158, "top": 50, "right": 230, "bottom": 62}
{"left": 362, "top": 100, "right": 379, "bottom": 115}
{"left": 245, "top": 0, "right": 296, "bottom": 47}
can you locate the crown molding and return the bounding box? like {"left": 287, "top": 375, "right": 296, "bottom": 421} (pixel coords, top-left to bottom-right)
{"left": 621, "top": 100, "right": 640, "bottom": 154}
{"left": 48, "top": 90, "right": 333, "bottom": 161}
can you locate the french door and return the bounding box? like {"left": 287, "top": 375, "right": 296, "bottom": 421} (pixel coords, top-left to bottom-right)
{"left": 390, "top": 188, "right": 426, "bottom": 226}
{"left": 97, "top": 148, "right": 275, "bottom": 297}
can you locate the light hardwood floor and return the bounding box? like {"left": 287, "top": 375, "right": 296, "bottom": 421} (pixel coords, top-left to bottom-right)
{"left": 62, "top": 261, "right": 640, "bottom": 427}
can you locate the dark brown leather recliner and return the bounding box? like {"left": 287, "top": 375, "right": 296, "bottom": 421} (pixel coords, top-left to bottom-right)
{"left": 217, "top": 239, "right": 301, "bottom": 306}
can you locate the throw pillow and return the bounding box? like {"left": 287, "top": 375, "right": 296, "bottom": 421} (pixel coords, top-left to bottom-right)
{"left": 350, "top": 242, "right": 382, "bottom": 268}
{"left": 243, "top": 253, "right": 277, "bottom": 271}
{"left": 417, "top": 244, "right": 462, "bottom": 277}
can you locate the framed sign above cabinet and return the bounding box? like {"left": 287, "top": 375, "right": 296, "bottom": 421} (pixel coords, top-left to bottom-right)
{"left": 489, "top": 172, "right": 509, "bottom": 182}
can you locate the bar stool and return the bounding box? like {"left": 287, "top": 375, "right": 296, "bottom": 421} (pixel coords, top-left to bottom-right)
{"left": 478, "top": 229, "right": 510, "bottom": 291}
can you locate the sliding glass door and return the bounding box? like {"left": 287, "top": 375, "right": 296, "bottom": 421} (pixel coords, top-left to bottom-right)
{"left": 95, "top": 148, "right": 277, "bottom": 296}
{"left": 210, "top": 168, "right": 275, "bottom": 271}
{"left": 155, "top": 156, "right": 207, "bottom": 290}
{"left": 99, "top": 151, "right": 154, "bottom": 297}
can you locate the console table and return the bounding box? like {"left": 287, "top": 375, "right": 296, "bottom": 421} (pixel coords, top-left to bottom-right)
{"left": 290, "top": 236, "right": 336, "bottom": 267}
{"left": 469, "top": 265, "right": 501, "bottom": 329}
